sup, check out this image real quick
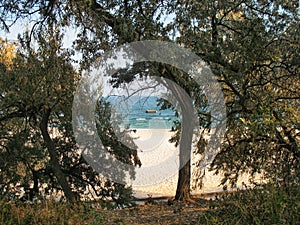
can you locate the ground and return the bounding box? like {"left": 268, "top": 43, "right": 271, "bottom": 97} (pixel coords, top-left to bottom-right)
{"left": 103, "top": 197, "right": 210, "bottom": 225}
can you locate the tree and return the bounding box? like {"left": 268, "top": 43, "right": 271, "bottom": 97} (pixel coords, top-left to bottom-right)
{"left": 171, "top": 0, "right": 299, "bottom": 189}
{"left": 109, "top": 60, "right": 210, "bottom": 202}
{"left": 0, "top": 28, "right": 80, "bottom": 201}
{"left": 0, "top": 27, "right": 140, "bottom": 205}
{"left": 1, "top": 0, "right": 298, "bottom": 202}
{"left": 1, "top": 0, "right": 197, "bottom": 201}
{"left": 0, "top": 38, "right": 18, "bottom": 69}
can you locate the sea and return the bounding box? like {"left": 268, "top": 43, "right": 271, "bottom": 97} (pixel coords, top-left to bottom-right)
{"left": 103, "top": 95, "right": 178, "bottom": 129}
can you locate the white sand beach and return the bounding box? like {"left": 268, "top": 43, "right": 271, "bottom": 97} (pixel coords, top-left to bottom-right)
{"left": 128, "top": 129, "right": 264, "bottom": 198}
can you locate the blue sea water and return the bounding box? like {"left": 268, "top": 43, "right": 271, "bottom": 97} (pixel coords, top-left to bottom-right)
{"left": 104, "top": 96, "right": 178, "bottom": 129}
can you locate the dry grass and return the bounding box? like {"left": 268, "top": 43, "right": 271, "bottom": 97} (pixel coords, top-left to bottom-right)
{"left": 1, "top": 184, "right": 299, "bottom": 225}
{"left": 0, "top": 200, "right": 104, "bottom": 225}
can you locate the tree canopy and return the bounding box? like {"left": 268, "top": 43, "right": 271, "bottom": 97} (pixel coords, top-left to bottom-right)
{"left": 0, "top": 28, "right": 139, "bottom": 205}
{"left": 0, "top": 0, "right": 299, "bottom": 202}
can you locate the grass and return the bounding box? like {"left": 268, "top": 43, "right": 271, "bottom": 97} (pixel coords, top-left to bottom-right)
{"left": 0, "top": 200, "right": 105, "bottom": 225}
{"left": 198, "top": 184, "right": 300, "bottom": 225}
{"left": 1, "top": 184, "right": 299, "bottom": 225}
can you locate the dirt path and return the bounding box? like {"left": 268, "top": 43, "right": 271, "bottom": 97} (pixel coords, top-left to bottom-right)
{"left": 103, "top": 198, "right": 210, "bottom": 225}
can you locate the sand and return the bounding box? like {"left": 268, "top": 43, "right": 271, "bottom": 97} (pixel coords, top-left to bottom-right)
{"left": 128, "top": 129, "right": 264, "bottom": 198}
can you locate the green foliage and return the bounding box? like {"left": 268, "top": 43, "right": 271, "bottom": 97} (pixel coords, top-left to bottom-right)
{"left": 198, "top": 184, "right": 300, "bottom": 225}
{"left": 0, "top": 28, "right": 138, "bottom": 205}
{"left": 0, "top": 0, "right": 299, "bottom": 203}
{"left": 172, "top": 0, "right": 300, "bottom": 189}
{"left": 96, "top": 99, "right": 141, "bottom": 168}
{"left": 0, "top": 27, "right": 78, "bottom": 200}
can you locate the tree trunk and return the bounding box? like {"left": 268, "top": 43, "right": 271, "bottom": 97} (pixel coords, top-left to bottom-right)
{"left": 174, "top": 112, "right": 194, "bottom": 201}
{"left": 165, "top": 79, "right": 195, "bottom": 201}
{"left": 28, "top": 170, "right": 39, "bottom": 201}
{"left": 40, "top": 107, "right": 79, "bottom": 203}
{"left": 175, "top": 160, "right": 191, "bottom": 200}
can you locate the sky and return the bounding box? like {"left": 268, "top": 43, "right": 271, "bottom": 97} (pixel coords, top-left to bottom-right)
{"left": 0, "top": 18, "right": 80, "bottom": 65}
{"left": 1, "top": 18, "right": 76, "bottom": 45}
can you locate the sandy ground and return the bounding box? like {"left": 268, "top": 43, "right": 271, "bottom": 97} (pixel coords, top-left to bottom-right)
{"left": 46, "top": 128, "right": 264, "bottom": 204}
{"left": 128, "top": 129, "right": 264, "bottom": 198}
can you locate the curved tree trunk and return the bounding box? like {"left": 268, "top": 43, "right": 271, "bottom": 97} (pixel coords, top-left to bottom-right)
{"left": 40, "top": 107, "right": 79, "bottom": 203}
{"left": 165, "top": 79, "right": 195, "bottom": 202}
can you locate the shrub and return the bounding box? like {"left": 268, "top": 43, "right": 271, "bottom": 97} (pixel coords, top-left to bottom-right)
{"left": 198, "top": 184, "right": 300, "bottom": 225}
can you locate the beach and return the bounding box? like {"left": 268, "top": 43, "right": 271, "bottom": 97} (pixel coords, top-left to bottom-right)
{"left": 128, "top": 129, "right": 264, "bottom": 198}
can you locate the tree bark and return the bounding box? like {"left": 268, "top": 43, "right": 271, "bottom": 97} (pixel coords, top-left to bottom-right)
{"left": 174, "top": 112, "right": 194, "bottom": 201}
{"left": 165, "top": 79, "right": 195, "bottom": 202}
{"left": 175, "top": 160, "right": 191, "bottom": 201}
{"left": 40, "top": 107, "right": 79, "bottom": 203}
